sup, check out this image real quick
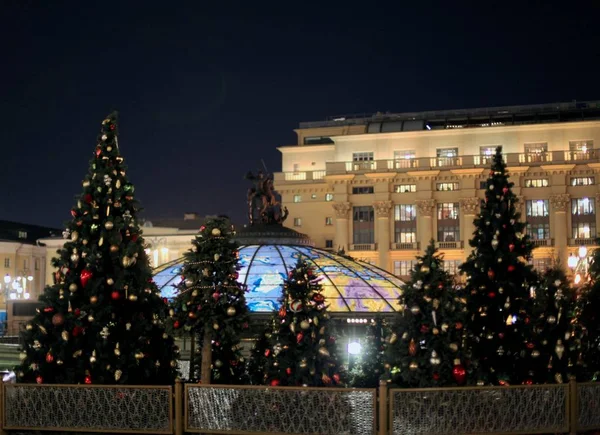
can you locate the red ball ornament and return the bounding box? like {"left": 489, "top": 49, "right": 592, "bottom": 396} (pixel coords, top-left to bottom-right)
{"left": 488, "top": 292, "right": 496, "bottom": 298}
{"left": 296, "top": 332, "right": 304, "bottom": 344}
{"left": 455, "top": 322, "right": 463, "bottom": 330}
{"left": 313, "top": 293, "right": 325, "bottom": 304}
{"left": 74, "top": 308, "right": 81, "bottom": 316}
{"left": 270, "top": 379, "right": 280, "bottom": 386}
{"left": 502, "top": 187, "right": 509, "bottom": 194}
{"left": 452, "top": 363, "right": 466, "bottom": 385}
{"left": 507, "top": 265, "right": 515, "bottom": 272}
{"left": 85, "top": 375, "right": 92, "bottom": 384}
{"left": 420, "top": 324, "right": 429, "bottom": 333}
{"left": 46, "top": 353, "right": 54, "bottom": 363}
{"left": 43, "top": 306, "right": 55, "bottom": 313}
{"left": 278, "top": 306, "right": 286, "bottom": 318}
{"left": 333, "top": 373, "right": 341, "bottom": 384}
{"left": 433, "top": 372, "right": 440, "bottom": 381}
{"left": 72, "top": 326, "right": 84, "bottom": 336}
{"left": 290, "top": 300, "right": 303, "bottom": 313}
{"left": 36, "top": 376, "right": 43, "bottom": 384}
{"left": 131, "top": 234, "right": 139, "bottom": 242}
{"left": 110, "top": 124, "right": 115, "bottom": 131}
{"left": 200, "top": 226, "right": 206, "bottom": 232}
{"left": 498, "top": 333, "right": 504, "bottom": 339}
{"left": 84, "top": 194, "right": 93, "bottom": 204}
{"left": 80, "top": 269, "right": 93, "bottom": 288}
{"left": 173, "top": 320, "right": 181, "bottom": 329}
{"left": 52, "top": 313, "right": 65, "bottom": 326}
{"left": 212, "top": 292, "right": 220, "bottom": 301}
{"left": 286, "top": 368, "right": 292, "bottom": 376}
{"left": 264, "top": 349, "right": 271, "bottom": 357}
{"left": 526, "top": 342, "right": 535, "bottom": 349}
{"left": 111, "top": 291, "right": 121, "bottom": 300}
{"left": 524, "top": 379, "right": 533, "bottom": 385}
{"left": 508, "top": 244, "right": 515, "bottom": 252}
{"left": 95, "top": 147, "right": 102, "bottom": 157}
{"left": 487, "top": 269, "right": 495, "bottom": 279}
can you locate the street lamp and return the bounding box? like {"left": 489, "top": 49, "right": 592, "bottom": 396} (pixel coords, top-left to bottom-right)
{"left": 568, "top": 246, "right": 590, "bottom": 285}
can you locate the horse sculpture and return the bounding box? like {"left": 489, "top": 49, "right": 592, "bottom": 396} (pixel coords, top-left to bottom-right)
{"left": 245, "top": 170, "right": 288, "bottom": 226}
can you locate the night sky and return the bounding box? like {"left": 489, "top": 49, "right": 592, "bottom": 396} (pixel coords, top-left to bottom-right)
{"left": 2, "top": 1, "right": 599, "bottom": 228}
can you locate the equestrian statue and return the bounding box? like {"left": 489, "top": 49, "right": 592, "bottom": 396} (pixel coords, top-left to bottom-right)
{"left": 245, "top": 170, "right": 288, "bottom": 226}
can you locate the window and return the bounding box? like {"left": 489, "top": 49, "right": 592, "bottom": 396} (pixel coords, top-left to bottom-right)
{"left": 479, "top": 146, "right": 498, "bottom": 165}
{"left": 573, "top": 222, "right": 596, "bottom": 239}
{"left": 293, "top": 218, "right": 302, "bottom": 227}
{"left": 4, "top": 258, "right": 9, "bottom": 268}
{"left": 325, "top": 193, "right": 334, "bottom": 202}
{"left": 394, "top": 205, "right": 417, "bottom": 243}
{"left": 569, "top": 140, "right": 593, "bottom": 152}
{"left": 304, "top": 136, "right": 334, "bottom": 145}
{"left": 526, "top": 200, "right": 549, "bottom": 217}
{"left": 311, "top": 194, "right": 317, "bottom": 199}
{"left": 293, "top": 163, "right": 299, "bottom": 173}
{"left": 571, "top": 177, "right": 595, "bottom": 186}
{"left": 524, "top": 179, "right": 549, "bottom": 188}
{"left": 437, "top": 203, "right": 459, "bottom": 220}
{"left": 527, "top": 223, "right": 550, "bottom": 240}
{"left": 293, "top": 195, "right": 302, "bottom": 203}
{"left": 436, "top": 182, "right": 459, "bottom": 191}
{"left": 394, "top": 260, "right": 416, "bottom": 277}
{"left": 23, "top": 259, "right": 28, "bottom": 269}
{"left": 394, "top": 184, "right": 416, "bottom": 193}
{"left": 436, "top": 148, "right": 459, "bottom": 166}
{"left": 479, "top": 181, "right": 487, "bottom": 189}
{"left": 531, "top": 258, "right": 551, "bottom": 271}
{"left": 352, "top": 186, "right": 374, "bottom": 194}
{"left": 443, "top": 260, "right": 462, "bottom": 275}
{"left": 35, "top": 259, "right": 40, "bottom": 271}
{"left": 393, "top": 150, "right": 416, "bottom": 168}
{"left": 572, "top": 198, "right": 595, "bottom": 215}
{"left": 353, "top": 152, "right": 374, "bottom": 162}
{"left": 325, "top": 217, "right": 333, "bottom": 226}
{"left": 325, "top": 240, "right": 333, "bottom": 249}
{"left": 524, "top": 142, "right": 548, "bottom": 162}
{"left": 352, "top": 206, "right": 375, "bottom": 244}
{"left": 438, "top": 226, "right": 460, "bottom": 242}
{"left": 18, "top": 231, "right": 27, "bottom": 239}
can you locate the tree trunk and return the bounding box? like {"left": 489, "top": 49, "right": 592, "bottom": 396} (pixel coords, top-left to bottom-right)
{"left": 200, "top": 328, "right": 212, "bottom": 384}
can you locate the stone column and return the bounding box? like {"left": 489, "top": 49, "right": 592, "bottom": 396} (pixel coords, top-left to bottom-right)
{"left": 459, "top": 197, "right": 480, "bottom": 254}
{"left": 332, "top": 202, "right": 352, "bottom": 252}
{"left": 415, "top": 199, "right": 436, "bottom": 251}
{"left": 549, "top": 193, "right": 570, "bottom": 268}
{"left": 374, "top": 200, "right": 393, "bottom": 271}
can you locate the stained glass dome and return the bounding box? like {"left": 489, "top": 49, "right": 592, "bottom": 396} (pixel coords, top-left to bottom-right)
{"left": 153, "top": 243, "right": 405, "bottom": 313}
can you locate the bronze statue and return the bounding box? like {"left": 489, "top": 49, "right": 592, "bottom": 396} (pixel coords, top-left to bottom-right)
{"left": 245, "top": 170, "right": 288, "bottom": 226}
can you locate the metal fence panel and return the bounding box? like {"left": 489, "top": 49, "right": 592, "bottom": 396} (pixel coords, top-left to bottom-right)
{"left": 185, "top": 385, "right": 376, "bottom": 435}
{"left": 389, "top": 385, "right": 569, "bottom": 435}
{"left": 3, "top": 384, "right": 173, "bottom": 434}
{"left": 578, "top": 382, "right": 600, "bottom": 430}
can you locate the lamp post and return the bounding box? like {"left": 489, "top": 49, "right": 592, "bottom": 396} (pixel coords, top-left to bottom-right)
{"left": 568, "top": 246, "right": 590, "bottom": 285}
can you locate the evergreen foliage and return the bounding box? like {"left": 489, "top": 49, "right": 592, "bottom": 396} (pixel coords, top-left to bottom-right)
{"left": 347, "top": 317, "right": 386, "bottom": 388}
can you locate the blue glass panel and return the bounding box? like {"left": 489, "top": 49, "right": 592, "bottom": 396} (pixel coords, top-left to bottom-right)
{"left": 154, "top": 265, "right": 183, "bottom": 300}
{"left": 244, "top": 245, "right": 289, "bottom": 312}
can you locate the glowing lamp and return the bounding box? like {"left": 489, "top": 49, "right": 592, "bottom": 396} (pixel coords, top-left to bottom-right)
{"left": 348, "top": 342, "right": 362, "bottom": 355}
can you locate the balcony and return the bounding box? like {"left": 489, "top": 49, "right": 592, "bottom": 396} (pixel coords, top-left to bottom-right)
{"left": 569, "top": 238, "right": 597, "bottom": 246}
{"left": 390, "top": 242, "right": 420, "bottom": 250}
{"left": 531, "top": 238, "right": 554, "bottom": 247}
{"left": 436, "top": 241, "right": 464, "bottom": 249}
{"left": 349, "top": 243, "right": 377, "bottom": 251}
{"left": 275, "top": 149, "right": 600, "bottom": 181}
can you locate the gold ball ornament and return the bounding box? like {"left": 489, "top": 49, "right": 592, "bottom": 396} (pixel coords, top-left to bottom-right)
{"left": 115, "top": 370, "right": 122, "bottom": 381}
{"left": 170, "top": 360, "right": 177, "bottom": 368}
{"left": 25, "top": 323, "right": 33, "bottom": 331}
{"left": 409, "top": 361, "right": 418, "bottom": 370}
{"left": 106, "top": 278, "right": 114, "bottom": 286}
{"left": 300, "top": 320, "right": 310, "bottom": 330}
{"left": 214, "top": 359, "right": 223, "bottom": 368}
{"left": 532, "top": 350, "right": 540, "bottom": 358}
{"left": 214, "top": 253, "right": 220, "bottom": 261}
{"left": 226, "top": 307, "right": 236, "bottom": 317}
{"left": 110, "top": 245, "right": 119, "bottom": 253}
{"left": 69, "top": 283, "right": 78, "bottom": 292}
{"left": 318, "top": 347, "right": 330, "bottom": 357}
{"left": 410, "top": 305, "right": 421, "bottom": 315}
{"left": 122, "top": 256, "right": 133, "bottom": 268}
{"left": 88, "top": 315, "right": 94, "bottom": 322}
{"left": 185, "top": 278, "right": 194, "bottom": 288}
{"left": 135, "top": 352, "right": 144, "bottom": 360}
{"left": 128, "top": 294, "right": 138, "bottom": 302}
{"left": 213, "top": 323, "right": 220, "bottom": 330}
{"left": 56, "top": 360, "right": 63, "bottom": 366}
{"left": 191, "top": 290, "right": 198, "bottom": 297}
{"left": 104, "top": 221, "right": 114, "bottom": 230}
{"left": 211, "top": 228, "right": 221, "bottom": 236}
{"left": 61, "top": 331, "right": 69, "bottom": 341}
{"left": 19, "top": 352, "right": 26, "bottom": 361}
{"left": 90, "top": 296, "right": 98, "bottom": 304}
{"left": 420, "top": 265, "right": 430, "bottom": 273}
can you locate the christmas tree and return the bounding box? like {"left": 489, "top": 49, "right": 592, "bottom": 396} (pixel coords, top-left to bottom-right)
{"left": 246, "top": 329, "right": 272, "bottom": 385}
{"left": 169, "top": 216, "right": 249, "bottom": 384}
{"left": 262, "top": 258, "right": 343, "bottom": 387}
{"left": 16, "top": 112, "right": 178, "bottom": 385}
{"left": 460, "top": 146, "right": 538, "bottom": 386}
{"left": 574, "top": 243, "right": 600, "bottom": 381}
{"left": 347, "top": 317, "right": 386, "bottom": 388}
{"left": 527, "top": 267, "right": 578, "bottom": 384}
{"left": 384, "top": 241, "right": 467, "bottom": 387}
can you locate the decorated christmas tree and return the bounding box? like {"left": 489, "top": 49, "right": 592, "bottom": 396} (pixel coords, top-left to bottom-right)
{"left": 347, "top": 316, "right": 387, "bottom": 388}
{"left": 527, "top": 267, "right": 578, "bottom": 384}
{"left": 16, "top": 112, "right": 178, "bottom": 385}
{"left": 574, "top": 243, "right": 600, "bottom": 381}
{"left": 246, "top": 329, "right": 272, "bottom": 385}
{"left": 460, "top": 146, "right": 538, "bottom": 386}
{"left": 262, "top": 258, "right": 343, "bottom": 387}
{"left": 383, "top": 241, "right": 467, "bottom": 387}
{"left": 169, "top": 216, "right": 249, "bottom": 384}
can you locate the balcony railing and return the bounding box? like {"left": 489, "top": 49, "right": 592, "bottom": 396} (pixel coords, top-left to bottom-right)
{"left": 436, "top": 241, "right": 464, "bottom": 249}
{"left": 349, "top": 243, "right": 377, "bottom": 251}
{"left": 391, "top": 242, "right": 420, "bottom": 250}
{"left": 569, "top": 238, "right": 597, "bottom": 246}
{"left": 531, "top": 238, "right": 554, "bottom": 247}
{"left": 275, "top": 170, "right": 327, "bottom": 182}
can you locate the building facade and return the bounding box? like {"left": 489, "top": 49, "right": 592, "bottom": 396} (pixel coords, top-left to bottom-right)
{"left": 274, "top": 101, "right": 600, "bottom": 278}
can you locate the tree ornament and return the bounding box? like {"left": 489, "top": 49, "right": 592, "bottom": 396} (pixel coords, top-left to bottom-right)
{"left": 122, "top": 256, "right": 132, "bottom": 268}
{"left": 185, "top": 278, "right": 194, "bottom": 287}
{"left": 211, "top": 228, "right": 221, "bottom": 236}
{"left": 318, "top": 347, "right": 330, "bottom": 357}
{"left": 270, "top": 379, "right": 280, "bottom": 386}
{"left": 213, "top": 323, "right": 220, "bottom": 330}
{"left": 532, "top": 350, "right": 540, "bottom": 358}
{"left": 52, "top": 313, "right": 65, "bottom": 326}
{"left": 115, "top": 370, "right": 122, "bottom": 381}
{"left": 508, "top": 243, "right": 515, "bottom": 252}
{"left": 410, "top": 305, "right": 420, "bottom": 315}
{"left": 452, "top": 360, "right": 466, "bottom": 385}
{"left": 114, "top": 343, "right": 121, "bottom": 356}
{"left": 90, "top": 350, "right": 97, "bottom": 363}
{"left": 547, "top": 315, "right": 556, "bottom": 324}
{"left": 104, "top": 221, "right": 114, "bottom": 230}
{"left": 36, "top": 376, "right": 43, "bottom": 384}
{"left": 226, "top": 306, "right": 236, "bottom": 316}
{"left": 487, "top": 269, "right": 495, "bottom": 279}
{"left": 389, "top": 332, "right": 398, "bottom": 344}
{"left": 300, "top": 320, "right": 310, "bottom": 330}
{"left": 111, "top": 291, "right": 121, "bottom": 300}
{"left": 214, "top": 253, "right": 220, "bottom": 261}
{"left": 80, "top": 269, "right": 93, "bottom": 288}
{"left": 489, "top": 184, "right": 494, "bottom": 190}
{"left": 507, "top": 265, "right": 515, "bottom": 272}
{"left": 106, "top": 278, "right": 114, "bottom": 286}
{"left": 45, "top": 353, "right": 54, "bottom": 363}
{"left": 420, "top": 265, "right": 430, "bottom": 273}
{"left": 409, "top": 361, "right": 418, "bottom": 370}
{"left": 290, "top": 300, "right": 303, "bottom": 312}
{"left": 214, "top": 359, "right": 223, "bottom": 368}
{"left": 555, "top": 340, "right": 565, "bottom": 359}
{"left": 491, "top": 239, "right": 499, "bottom": 250}
{"left": 430, "top": 350, "right": 441, "bottom": 365}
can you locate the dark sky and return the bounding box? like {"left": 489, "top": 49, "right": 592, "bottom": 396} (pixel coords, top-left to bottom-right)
{"left": 1, "top": 1, "right": 599, "bottom": 228}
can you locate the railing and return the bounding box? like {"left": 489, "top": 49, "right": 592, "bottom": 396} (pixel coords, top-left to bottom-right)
{"left": 436, "top": 241, "right": 464, "bottom": 249}
{"left": 276, "top": 170, "right": 327, "bottom": 182}
{"left": 531, "top": 238, "right": 554, "bottom": 247}
{"left": 1, "top": 379, "right": 600, "bottom": 434}
{"left": 184, "top": 384, "right": 376, "bottom": 434}
{"left": 390, "top": 242, "right": 419, "bottom": 250}
{"left": 569, "top": 237, "right": 597, "bottom": 246}
{"left": 349, "top": 243, "right": 377, "bottom": 251}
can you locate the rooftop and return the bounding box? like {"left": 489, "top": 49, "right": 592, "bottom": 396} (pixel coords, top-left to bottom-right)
{"left": 298, "top": 100, "right": 600, "bottom": 132}
{"left": 0, "top": 220, "right": 62, "bottom": 245}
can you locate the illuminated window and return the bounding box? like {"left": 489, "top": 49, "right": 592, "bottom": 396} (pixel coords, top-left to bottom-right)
{"left": 571, "top": 177, "right": 595, "bottom": 186}
{"left": 353, "top": 152, "right": 374, "bottom": 162}
{"left": 572, "top": 198, "right": 595, "bottom": 215}
{"left": 325, "top": 217, "right": 333, "bottom": 226}
{"left": 436, "top": 182, "right": 459, "bottom": 191}
{"left": 524, "top": 179, "right": 549, "bottom": 188}
{"left": 436, "top": 148, "right": 459, "bottom": 166}
{"left": 325, "top": 193, "right": 334, "bottom": 202}
{"left": 352, "top": 186, "right": 374, "bottom": 194}
{"left": 311, "top": 194, "right": 317, "bottom": 199}
{"left": 527, "top": 223, "right": 550, "bottom": 240}
{"left": 394, "top": 260, "right": 416, "bottom": 277}
{"left": 526, "top": 200, "right": 549, "bottom": 217}
{"left": 437, "top": 203, "right": 459, "bottom": 220}
{"left": 353, "top": 206, "right": 374, "bottom": 244}
{"left": 394, "top": 184, "right": 416, "bottom": 193}
{"left": 18, "top": 231, "right": 27, "bottom": 239}
{"left": 531, "top": 258, "right": 551, "bottom": 271}
{"left": 293, "top": 195, "right": 302, "bottom": 203}
{"left": 293, "top": 218, "right": 302, "bottom": 227}
{"left": 569, "top": 140, "right": 593, "bottom": 152}
{"left": 443, "top": 260, "right": 462, "bottom": 275}
{"left": 572, "top": 198, "right": 596, "bottom": 239}
{"left": 572, "top": 222, "right": 596, "bottom": 239}
{"left": 4, "top": 258, "right": 9, "bottom": 268}
{"left": 394, "top": 205, "right": 417, "bottom": 243}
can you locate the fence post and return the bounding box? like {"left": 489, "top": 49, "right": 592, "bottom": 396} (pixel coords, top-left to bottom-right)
{"left": 0, "top": 381, "right": 6, "bottom": 435}
{"left": 568, "top": 379, "right": 577, "bottom": 435}
{"left": 378, "top": 380, "right": 388, "bottom": 435}
{"left": 174, "top": 379, "right": 183, "bottom": 435}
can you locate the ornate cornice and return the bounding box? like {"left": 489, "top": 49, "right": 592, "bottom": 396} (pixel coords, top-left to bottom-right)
{"left": 373, "top": 200, "right": 393, "bottom": 218}
{"left": 415, "top": 199, "right": 436, "bottom": 217}
{"left": 459, "top": 197, "right": 480, "bottom": 215}
{"left": 549, "top": 193, "right": 571, "bottom": 212}
{"left": 332, "top": 202, "right": 352, "bottom": 219}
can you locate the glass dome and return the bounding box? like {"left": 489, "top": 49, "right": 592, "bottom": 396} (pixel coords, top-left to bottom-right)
{"left": 153, "top": 245, "right": 404, "bottom": 313}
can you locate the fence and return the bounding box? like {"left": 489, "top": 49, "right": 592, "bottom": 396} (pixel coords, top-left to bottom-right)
{"left": 0, "top": 380, "right": 599, "bottom": 434}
